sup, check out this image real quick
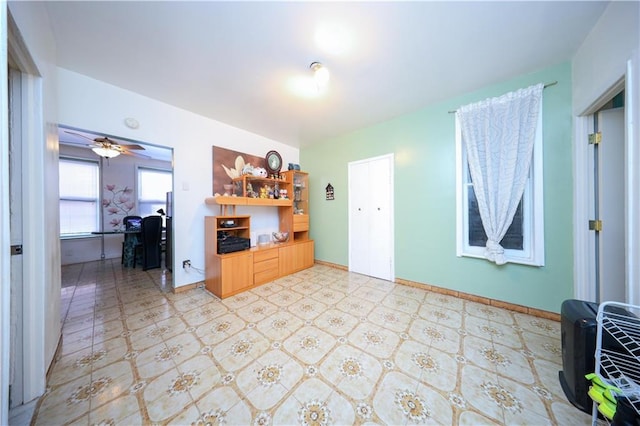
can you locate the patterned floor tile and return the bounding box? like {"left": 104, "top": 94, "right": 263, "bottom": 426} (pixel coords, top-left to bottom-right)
{"left": 30, "top": 260, "right": 590, "bottom": 425}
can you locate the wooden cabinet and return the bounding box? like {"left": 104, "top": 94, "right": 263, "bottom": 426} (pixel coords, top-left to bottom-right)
{"left": 205, "top": 215, "right": 253, "bottom": 298}
{"left": 218, "top": 252, "right": 254, "bottom": 296}
{"left": 204, "top": 170, "right": 314, "bottom": 299}
{"left": 253, "top": 247, "right": 279, "bottom": 285}
{"left": 279, "top": 240, "right": 314, "bottom": 276}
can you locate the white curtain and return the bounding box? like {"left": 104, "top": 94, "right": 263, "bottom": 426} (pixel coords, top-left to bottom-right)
{"left": 457, "top": 83, "right": 543, "bottom": 265}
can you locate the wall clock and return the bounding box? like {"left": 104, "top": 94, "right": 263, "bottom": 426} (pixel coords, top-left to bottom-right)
{"left": 265, "top": 150, "right": 282, "bottom": 174}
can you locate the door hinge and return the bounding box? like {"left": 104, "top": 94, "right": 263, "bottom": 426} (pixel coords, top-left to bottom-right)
{"left": 589, "top": 220, "right": 603, "bottom": 232}
{"left": 589, "top": 132, "right": 602, "bottom": 145}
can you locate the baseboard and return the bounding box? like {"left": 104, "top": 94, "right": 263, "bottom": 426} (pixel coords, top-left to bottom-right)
{"left": 314, "top": 260, "right": 560, "bottom": 321}
{"left": 48, "top": 334, "right": 64, "bottom": 382}
{"left": 172, "top": 281, "right": 203, "bottom": 293}
{"left": 314, "top": 259, "right": 348, "bottom": 271}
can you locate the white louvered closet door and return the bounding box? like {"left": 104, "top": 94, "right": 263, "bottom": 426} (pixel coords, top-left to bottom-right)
{"left": 348, "top": 154, "right": 394, "bottom": 281}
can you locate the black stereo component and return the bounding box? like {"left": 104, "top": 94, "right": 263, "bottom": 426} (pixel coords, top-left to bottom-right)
{"left": 217, "top": 235, "right": 250, "bottom": 254}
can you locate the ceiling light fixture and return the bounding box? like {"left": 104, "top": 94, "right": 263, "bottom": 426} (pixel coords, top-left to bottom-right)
{"left": 92, "top": 146, "right": 121, "bottom": 159}
{"left": 310, "top": 62, "right": 330, "bottom": 92}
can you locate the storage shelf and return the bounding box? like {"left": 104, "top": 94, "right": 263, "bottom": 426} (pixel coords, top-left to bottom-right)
{"left": 204, "top": 196, "right": 292, "bottom": 207}
{"left": 232, "top": 175, "right": 287, "bottom": 185}
{"left": 592, "top": 301, "right": 640, "bottom": 424}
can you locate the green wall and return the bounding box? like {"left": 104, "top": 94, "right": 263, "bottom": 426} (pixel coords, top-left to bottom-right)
{"left": 301, "top": 62, "right": 573, "bottom": 313}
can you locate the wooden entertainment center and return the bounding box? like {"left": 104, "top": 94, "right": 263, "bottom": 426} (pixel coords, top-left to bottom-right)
{"left": 204, "top": 170, "right": 313, "bottom": 298}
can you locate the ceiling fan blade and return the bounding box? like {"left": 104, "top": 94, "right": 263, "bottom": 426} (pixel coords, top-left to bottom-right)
{"left": 94, "top": 136, "right": 145, "bottom": 151}
{"left": 64, "top": 130, "right": 94, "bottom": 141}
{"left": 121, "top": 149, "right": 151, "bottom": 159}
{"left": 122, "top": 144, "right": 145, "bottom": 150}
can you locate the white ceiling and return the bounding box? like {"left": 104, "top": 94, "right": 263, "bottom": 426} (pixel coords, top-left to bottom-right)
{"left": 45, "top": 1, "right": 609, "bottom": 149}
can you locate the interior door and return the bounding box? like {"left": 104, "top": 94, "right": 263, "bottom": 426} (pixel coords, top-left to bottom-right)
{"left": 348, "top": 161, "right": 369, "bottom": 275}
{"left": 348, "top": 154, "right": 394, "bottom": 281}
{"left": 596, "top": 107, "right": 625, "bottom": 303}
{"left": 8, "top": 66, "right": 24, "bottom": 407}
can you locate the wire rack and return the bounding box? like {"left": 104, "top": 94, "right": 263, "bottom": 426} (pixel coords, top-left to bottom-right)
{"left": 592, "top": 301, "right": 640, "bottom": 425}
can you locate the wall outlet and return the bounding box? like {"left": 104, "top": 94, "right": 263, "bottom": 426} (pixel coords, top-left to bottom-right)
{"left": 182, "top": 260, "right": 191, "bottom": 269}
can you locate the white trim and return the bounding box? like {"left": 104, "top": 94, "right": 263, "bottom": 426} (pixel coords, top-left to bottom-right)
{"left": 573, "top": 115, "right": 596, "bottom": 302}
{"left": 6, "top": 12, "right": 48, "bottom": 404}
{"left": 1, "top": 2, "right": 11, "bottom": 423}
{"left": 20, "top": 72, "right": 47, "bottom": 402}
{"left": 573, "top": 77, "right": 629, "bottom": 303}
{"left": 455, "top": 115, "right": 464, "bottom": 257}
{"left": 625, "top": 52, "right": 640, "bottom": 306}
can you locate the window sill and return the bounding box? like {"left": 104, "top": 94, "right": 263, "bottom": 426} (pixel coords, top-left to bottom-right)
{"left": 60, "top": 234, "right": 101, "bottom": 240}
{"left": 457, "top": 252, "right": 544, "bottom": 267}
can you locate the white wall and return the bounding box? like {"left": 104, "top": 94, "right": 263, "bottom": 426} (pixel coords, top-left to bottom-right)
{"left": 56, "top": 68, "right": 299, "bottom": 288}
{"left": 572, "top": 1, "right": 640, "bottom": 114}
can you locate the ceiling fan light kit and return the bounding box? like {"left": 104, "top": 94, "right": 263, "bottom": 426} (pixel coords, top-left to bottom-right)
{"left": 310, "top": 61, "right": 330, "bottom": 91}
{"left": 92, "top": 146, "right": 121, "bottom": 158}
{"left": 63, "top": 130, "right": 146, "bottom": 159}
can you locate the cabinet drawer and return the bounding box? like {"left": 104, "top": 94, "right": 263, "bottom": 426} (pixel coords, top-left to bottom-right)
{"left": 254, "top": 268, "right": 279, "bottom": 285}
{"left": 293, "top": 214, "right": 309, "bottom": 232}
{"left": 253, "top": 248, "right": 278, "bottom": 263}
{"left": 254, "top": 257, "right": 279, "bottom": 274}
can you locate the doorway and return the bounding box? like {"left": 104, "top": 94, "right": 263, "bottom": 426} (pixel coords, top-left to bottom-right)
{"left": 6, "top": 11, "right": 49, "bottom": 420}
{"left": 574, "top": 72, "right": 639, "bottom": 306}
{"left": 348, "top": 154, "right": 394, "bottom": 281}
{"left": 591, "top": 99, "right": 625, "bottom": 303}
{"left": 58, "top": 127, "right": 174, "bottom": 270}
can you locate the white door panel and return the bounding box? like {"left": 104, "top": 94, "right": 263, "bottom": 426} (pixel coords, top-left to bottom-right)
{"left": 8, "top": 67, "right": 24, "bottom": 408}
{"left": 598, "top": 107, "right": 625, "bottom": 303}
{"left": 348, "top": 155, "right": 393, "bottom": 281}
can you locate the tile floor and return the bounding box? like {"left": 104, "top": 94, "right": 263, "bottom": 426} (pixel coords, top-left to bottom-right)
{"left": 30, "top": 259, "right": 593, "bottom": 425}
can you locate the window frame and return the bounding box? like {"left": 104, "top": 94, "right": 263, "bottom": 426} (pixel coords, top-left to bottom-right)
{"left": 136, "top": 166, "right": 172, "bottom": 219}
{"left": 455, "top": 109, "right": 545, "bottom": 266}
{"left": 59, "top": 156, "right": 101, "bottom": 238}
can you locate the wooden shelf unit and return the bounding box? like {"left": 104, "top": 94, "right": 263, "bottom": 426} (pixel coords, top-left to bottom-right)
{"left": 204, "top": 215, "right": 253, "bottom": 298}
{"left": 280, "top": 170, "right": 310, "bottom": 241}
{"left": 204, "top": 170, "right": 314, "bottom": 299}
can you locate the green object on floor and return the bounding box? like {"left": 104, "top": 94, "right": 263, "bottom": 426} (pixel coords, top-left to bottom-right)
{"left": 585, "top": 373, "right": 623, "bottom": 420}
{"left": 597, "top": 395, "right": 617, "bottom": 420}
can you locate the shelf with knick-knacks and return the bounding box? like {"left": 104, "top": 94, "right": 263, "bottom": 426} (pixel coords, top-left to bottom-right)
{"left": 204, "top": 174, "right": 292, "bottom": 211}
{"left": 281, "top": 170, "right": 309, "bottom": 241}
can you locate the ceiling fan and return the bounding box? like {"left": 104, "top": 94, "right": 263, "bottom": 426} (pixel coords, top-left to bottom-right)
{"left": 63, "top": 130, "right": 146, "bottom": 159}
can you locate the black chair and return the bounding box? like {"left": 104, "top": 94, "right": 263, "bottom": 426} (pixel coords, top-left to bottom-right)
{"left": 135, "top": 215, "right": 163, "bottom": 270}
{"left": 121, "top": 215, "right": 142, "bottom": 265}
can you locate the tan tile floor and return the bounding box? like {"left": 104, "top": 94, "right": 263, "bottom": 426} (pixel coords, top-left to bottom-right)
{"left": 31, "top": 259, "right": 593, "bottom": 425}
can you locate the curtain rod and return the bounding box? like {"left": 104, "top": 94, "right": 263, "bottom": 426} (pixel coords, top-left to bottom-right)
{"left": 447, "top": 81, "right": 558, "bottom": 114}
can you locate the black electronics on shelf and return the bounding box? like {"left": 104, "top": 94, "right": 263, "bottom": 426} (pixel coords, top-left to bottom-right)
{"left": 217, "top": 234, "right": 250, "bottom": 254}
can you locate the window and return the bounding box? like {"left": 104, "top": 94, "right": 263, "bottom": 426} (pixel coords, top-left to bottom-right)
{"left": 59, "top": 157, "right": 100, "bottom": 237}
{"left": 455, "top": 111, "right": 545, "bottom": 266}
{"left": 137, "top": 167, "right": 172, "bottom": 219}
